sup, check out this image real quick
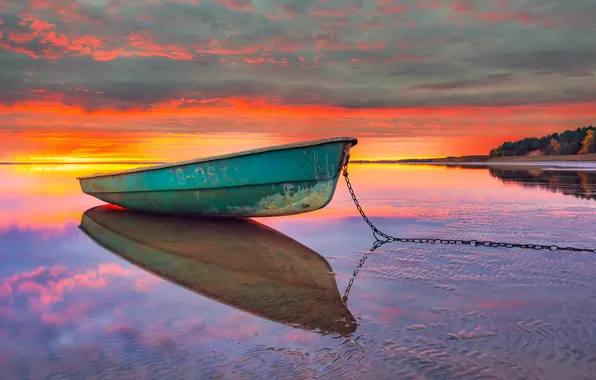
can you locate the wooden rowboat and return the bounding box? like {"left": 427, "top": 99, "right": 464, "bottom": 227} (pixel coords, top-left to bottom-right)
{"left": 80, "top": 205, "right": 357, "bottom": 336}
{"left": 78, "top": 137, "right": 358, "bottom": 217}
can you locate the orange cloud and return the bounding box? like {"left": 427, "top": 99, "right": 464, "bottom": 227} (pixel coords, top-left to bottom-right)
{"left": 6, "top": 31, "right": 37, "bottom": 44}
{"left": 1, "top": 17, "right": 194, "bottom": 61}
{"left": 122, "top": 30, "right": 194, "bottom": 60}
{"left": 1, "top": 99, "right": 596, "bottom": 162}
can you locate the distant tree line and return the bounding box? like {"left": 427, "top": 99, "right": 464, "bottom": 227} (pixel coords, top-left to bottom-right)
{"left": 489, "top": 126, "right": 596, "bottom": 157}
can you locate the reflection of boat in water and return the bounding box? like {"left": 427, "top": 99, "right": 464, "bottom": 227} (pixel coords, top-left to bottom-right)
{"left": 489, "top": 168, "right": 596, "bottom": 201}
{"left": 80, "top": 205, "right": 357, "bottom": 336}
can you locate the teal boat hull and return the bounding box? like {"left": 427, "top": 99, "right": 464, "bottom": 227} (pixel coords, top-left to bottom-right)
{"left": 78, "top": 137, "right": 357, "bottom": 217}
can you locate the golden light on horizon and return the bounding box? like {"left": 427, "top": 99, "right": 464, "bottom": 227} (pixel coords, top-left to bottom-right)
{"left": 24, "top": 155, "right": 155, "bottom": 164}
{"left": 2, "top": 99, "right": 596, "bottom": 163}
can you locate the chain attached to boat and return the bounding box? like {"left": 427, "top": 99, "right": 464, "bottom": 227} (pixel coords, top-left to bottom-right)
{"left": 342, "top": 163, "right": 596, "bottom": 255}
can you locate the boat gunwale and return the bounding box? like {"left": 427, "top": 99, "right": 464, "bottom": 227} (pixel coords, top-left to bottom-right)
{"left": 77, "top": 136, "right": 358, "bottom": 180}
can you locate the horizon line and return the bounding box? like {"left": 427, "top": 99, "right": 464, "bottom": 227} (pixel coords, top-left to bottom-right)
{"left": 0, "top": 161, "right": 167, "bottom": 165}
{"left": 1, "top": 157, "right": 478, "bottom": 165}
{"left": 1, "top": 159, "right": 448, "bottom": 165}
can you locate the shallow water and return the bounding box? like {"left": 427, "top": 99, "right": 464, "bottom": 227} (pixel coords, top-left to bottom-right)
{"left": 1, "top": 163, "right": 596, "bottom": 380}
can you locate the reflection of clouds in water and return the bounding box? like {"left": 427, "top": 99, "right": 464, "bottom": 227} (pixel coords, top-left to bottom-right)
{"left": 0, "top": 214, "right": 362, "bottom": 378}
{"left": 1, "top": 165, "right": 596, "bottom": 379}
{"left": 0, "top": 250, "right": 279, "bottom": 378}
{"left": 0, "top": 263, "right": 157, "bottom": 325}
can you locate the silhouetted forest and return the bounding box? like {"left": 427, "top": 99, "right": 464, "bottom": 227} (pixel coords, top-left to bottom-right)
{"left": 489, "top": 126, "right": 596, "bottom": 157}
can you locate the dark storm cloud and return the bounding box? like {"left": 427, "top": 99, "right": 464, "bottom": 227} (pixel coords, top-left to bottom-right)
{"left": 472, "top": 50, "right": 596, "bottom": 77}
{"left": 409, "top": 73, "right": 515, "bottom": 91}
{"left": 0, "top": 0, "right": 595, "bottom": 112}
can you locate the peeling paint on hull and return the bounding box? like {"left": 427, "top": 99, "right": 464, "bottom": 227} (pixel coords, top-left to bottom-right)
{"left": 93, "top": 179, "right": 338, "bottom": 217}
{"left": 78, "top": 137, "right": 357, "bottom": 217}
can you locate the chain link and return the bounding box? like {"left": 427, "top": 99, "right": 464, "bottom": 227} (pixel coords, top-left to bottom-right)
{"left": 342, "top": 163, "right": 596, "bottom": 255}
{"left": 342, "top": 252, "right": 369, "bottom": 304}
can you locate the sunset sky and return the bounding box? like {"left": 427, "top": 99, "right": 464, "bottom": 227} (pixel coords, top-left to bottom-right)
{"left": 1, "top": 0, "right": 595, "bottom": 162}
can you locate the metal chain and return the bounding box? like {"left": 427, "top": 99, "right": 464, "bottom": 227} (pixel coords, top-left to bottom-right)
{"left": 342, "top": 163, "right": 596, "bottom": 255}
{"left": 342, "top": 252, "right": 369, "bottom": 304}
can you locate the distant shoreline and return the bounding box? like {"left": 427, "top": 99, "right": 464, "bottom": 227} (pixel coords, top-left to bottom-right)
{"left": 352, "top": 153, "right": 596, "bottom": 165}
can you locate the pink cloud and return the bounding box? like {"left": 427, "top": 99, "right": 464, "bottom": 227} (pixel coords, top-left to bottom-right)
{"left": 0, "top": 263, "right": 152, "bottom": 324}
{"left": 476, "top": 10, "right": 592, "bottom": 28}
{"left": 370, "top": 0, "right": 407, "bottom": 16}
{"left": 242, "top": 56, "right": 288, "bottom": 66}
{"left": 23, "top": 0, "right": 107, "bottom": 26}
{"left": 357, "top": 42, "right": 386, "bottom": 51}
{"left": 28, "top": 18, "right": 54, "bottom": 31}
{"left": 17, "top": 280, "right": 46, "bottom": 293}
{"left": 267, "top": 37, "right": 306, "bottom": 52}
{"left": 40, "top": 300, "right": 99, "bottom": 325}
{"left": 123, "top": 29, "right": 193, "bottom": 60}
{"left": 0, "top": 283, "right": 11, "bottom": 298}
{"left": 1, "top": 17, "right": 195, "bottom": 61}
{"left": 196, "top": 38, "right": 262, "bottom": 55}
{"left": 309, "top": 4, "right": 361, "bottom": 18}
{"left": 134, "top": 277, "right": 160, "bottom": 292}
{"left": 350, "top": 57, "right": 374, "bottom": 63}
{"left": 449, "top": 0, "right": 475, "bottom": 14}
{"left": 212, "top": 0, "right": 253, "bottom": 12}
{"left": 438, "top": 0, "right": 594, "bottom": 28}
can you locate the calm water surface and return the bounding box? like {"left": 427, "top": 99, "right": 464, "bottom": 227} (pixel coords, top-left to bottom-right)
{"left": 2, "top": 163, "right": 596, "bottom": 380}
